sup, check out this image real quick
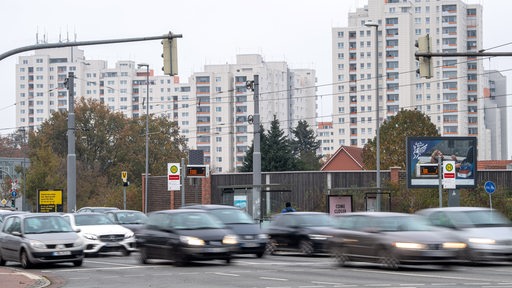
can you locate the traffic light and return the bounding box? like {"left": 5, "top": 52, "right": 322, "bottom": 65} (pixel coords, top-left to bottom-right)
{"left": 162, "top": 38, "right": 178, "bottom": 76}
{"left": 415, "top": 34, "right": 433, "bottom": 79}
{"left": 11, "top": 199, "right": 15, "bottom": 208}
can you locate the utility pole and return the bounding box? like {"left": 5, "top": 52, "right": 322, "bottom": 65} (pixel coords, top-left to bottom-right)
{"left": 249, "top": 76, "right": 261, "bottom": 221}
{"left": 65, "top": 73, "right": 76, "bottom": 213}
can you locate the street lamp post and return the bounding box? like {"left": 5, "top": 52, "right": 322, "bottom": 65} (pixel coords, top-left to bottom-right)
{"left": 138, "top": 63, "right": 150, "bottom": 213}
{"left": 365, "top": 21, "right": 381, "bottom": 211}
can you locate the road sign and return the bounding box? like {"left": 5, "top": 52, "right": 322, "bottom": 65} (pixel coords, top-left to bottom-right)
{"left": 484, "top": 181, "right": 496, "bottom": 194}
{"left": 11, "top": 190, "right": 17, "bottom": 197}
{"left": 1, "top": 199, "right": 6, "bottom": 206}
{"left": 442, "top": 161, "right": 456, "bottom": 189}
{"left": 167, "top": 163, "right": 180, "bottom": 191}
{"left": 121, "top": 171, "right": 128, "bottom": 182}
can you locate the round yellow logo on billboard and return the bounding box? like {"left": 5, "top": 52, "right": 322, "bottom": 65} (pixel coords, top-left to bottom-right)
{"left": 170, "top": 165, "right": 178, "bottom": 174}
{"left": 445, "top": 163, "right": 454, "bottom": 172}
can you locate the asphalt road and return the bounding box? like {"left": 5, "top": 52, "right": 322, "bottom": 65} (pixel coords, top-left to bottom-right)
{"left": 4, "top": 252, "right": 512, "bottom": 288}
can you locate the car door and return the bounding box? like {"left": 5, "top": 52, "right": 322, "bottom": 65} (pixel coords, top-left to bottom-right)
{"left": 142, "top": 213, "right": 176, "bottom": 260}
{"left": 350, "top": 215, "right": 381, "bottom": 259}
{"left": 268, "top": 214, "right": 297, "bottom": 249}
{"left": 0, "top": 216, "right": 22, "bottom": 261}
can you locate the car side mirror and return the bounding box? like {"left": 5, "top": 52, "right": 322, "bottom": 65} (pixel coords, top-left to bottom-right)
{"left": 74, "top": 228, "right": 81, "bottom": 233}
{"left": 12, "top": 231, "right": 22, "bottom": 237}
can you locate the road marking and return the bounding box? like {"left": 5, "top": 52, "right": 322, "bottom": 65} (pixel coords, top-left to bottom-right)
{"left": 350, "top": 268, "right": 496, "bottom": 282}
{"left": 210, "top": 272, "right": 240, "bottom": 277}
{"left": 312, "top": 281, "right": 344, "bottom": 285}
{"left": 260, "top": 276, "right": 288, "bottom": 281}
{"left": 15, "top": 272, "right": 42, "bottom": 280}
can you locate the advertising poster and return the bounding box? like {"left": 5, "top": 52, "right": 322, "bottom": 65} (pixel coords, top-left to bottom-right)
{"left": 406, "top": 137, "right": 477, "bottom": 188}
{"left": 328, "top": 195, "right": 352, "bottom": 216}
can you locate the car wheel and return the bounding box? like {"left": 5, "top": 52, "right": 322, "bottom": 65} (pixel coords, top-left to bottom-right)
{"left": 331, "top": 246, "right": 349, "bottom": 267}
{"left": 73, "top": 259, "right": 83, "bottom": 267}
{"left": 20, "top": 250, "right": 33, "bottom": 269}
{"left": 255, "top": 251, "right": 265, "bottom": 258}
{"left": 122, "top": 248, "right": 131, "bottom": 256}
{"left": 265, "top": 239, "right": 277, "bottom": 255}
{"left": 299, "top": 239, "right": 314, "bottom": 256}
{"left": 138, "top": 247, "right": 149, "bottom": 264}
{"left": 378, "top": 249, "right": 399, "bottom": 270}
{"left": 0, "top": 251, "right": 6, "bottom": 266}
{"left": 225, "top": 257, "right": 232, "bottom": 265}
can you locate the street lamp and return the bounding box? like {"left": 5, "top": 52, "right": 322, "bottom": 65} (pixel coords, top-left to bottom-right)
{"left": 365, "top": 21, "right": 381, "bottom": 211}
{"left": 138, "top": 63, "right": 150, "bottom": 213}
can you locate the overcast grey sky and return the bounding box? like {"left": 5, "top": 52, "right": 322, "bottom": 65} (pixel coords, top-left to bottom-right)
{"left": 1, "top": 0, "right": 510, "bottom": 154}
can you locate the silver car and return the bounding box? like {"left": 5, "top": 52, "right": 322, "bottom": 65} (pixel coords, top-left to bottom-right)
{"left": 0, "top": 213, "right": 84, "bottom": 268}
{"left": 416, "top": 207, "right": 512, "bottom": 262}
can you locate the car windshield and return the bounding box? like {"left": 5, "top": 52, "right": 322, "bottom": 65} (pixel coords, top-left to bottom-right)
{"left": 209, "top": 209, "right": 254, "bottom": 224}
{"left": 171, "top": 213, "right": 225, "bottom": 230}
{"left": 450, "top": 210, "right": 511, "bottom": 228}
{"left": 115, "top": 212, "right": 148, "bottom": 224}
{"left": 296, "top": 214, "right": 334, "bottom": 227}
{"left": 24, "top": 216, "right": 74, "bottom": 234}
{"left": 374, "top": 216, "right": 434, "bottom": 232}
{"left": 74, "top": 214, "right": 114, "bottom": 226}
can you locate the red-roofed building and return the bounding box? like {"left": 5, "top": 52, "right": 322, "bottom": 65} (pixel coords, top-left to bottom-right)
{"left": 321, "top": 145, "right": 365, "bottom": 171}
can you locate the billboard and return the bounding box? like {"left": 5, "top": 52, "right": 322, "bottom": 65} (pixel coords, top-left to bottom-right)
{"left": 406, "top": 137, "right": 477, "bottom": 188}
{"left": 37, "top": 190, "right": 63, "bottom": 212}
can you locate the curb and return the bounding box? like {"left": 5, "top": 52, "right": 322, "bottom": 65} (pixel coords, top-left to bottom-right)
{"left": 0, "top": 267, "right": 51, "bottom": 288}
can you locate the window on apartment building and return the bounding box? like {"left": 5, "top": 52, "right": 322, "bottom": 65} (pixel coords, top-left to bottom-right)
{"left": 338, "top": 53, "right": 345, "bottom": 59}
{"left": 444, "top": 126, "right": 458, "bottom": 134}
{"left": 337, "top": 31, "right": 344, "bottom": 38}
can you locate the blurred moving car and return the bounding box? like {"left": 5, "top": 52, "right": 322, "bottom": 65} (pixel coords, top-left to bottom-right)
{"left": 76, "top": 207, "right": 119, "bottom": 213}
{"left": 105, "top": 210, "right": 148, "bottom": 235}
{"left": 63, "top": 213, "right": 137, "bottom": 256}
{"left": 416, "top": 207, "right": 512, "bottom": 262}
{"left": 328, "top": 212, "right": 467, "bottom": 269}
{"left": 184, "top": 204, "right": 268, "bottom": 258}
{"left": 264, "top": 212, "right": 337, "bottom": 256}
{"left": 136, "top": 209, "right": 239, "bottom": 266}
{"left": 0, "top": 213, "right": 84, "bottom": 268}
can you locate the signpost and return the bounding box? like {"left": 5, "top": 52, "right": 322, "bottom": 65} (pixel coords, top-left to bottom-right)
{"left": 484, "top": 181, "right": 496, "bottom": 209}
{"left": 168, "top": 163, "right": 181, "bottom": 191}
{"left": 121, "top": 171, "right": 128, "bottom": 209}
{"left": 37, "top": 190, "right": 63, "bottom": 212}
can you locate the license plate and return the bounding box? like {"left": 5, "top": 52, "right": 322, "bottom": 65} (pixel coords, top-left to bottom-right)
{"left": 105, "top": 243, "right": 121, "bottom": 247}
{"left": 242, "top": 242, "right": 260, "bottom": 248}
{"left": 53, "top": 251, "right": 71, "bottom": 256}
{"left": 205, "top": 247, "right": 227, "bottom": 253}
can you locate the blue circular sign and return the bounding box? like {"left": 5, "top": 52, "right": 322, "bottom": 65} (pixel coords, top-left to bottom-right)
{"left": 11, "top": 190, "right": 17, "bottom": 197}
{"left": 484, "top": 181, "right": 496, "bottom": 194}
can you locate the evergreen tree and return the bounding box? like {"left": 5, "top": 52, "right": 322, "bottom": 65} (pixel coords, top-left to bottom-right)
{"left": 291, "top": 120, "right": 322, "bottom": 170}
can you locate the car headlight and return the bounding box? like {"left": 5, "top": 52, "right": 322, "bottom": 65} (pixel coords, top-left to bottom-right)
{"left": 180, "top": 236, "right": 205, "bottom": 246}
{"left": 82, "top": 233, "right": 98, "bottom": 240}
{"left": 469, "top": 238, "right": 496, "bottom": 245}
{"left": 393, "top": 242, "right": 427, "bottom": 249}
{"left": 29, "top": 240, "right": 46, "bottom": 249}
{"left": 442, "top": 242, "right": 467, "bottom": 249}
{"left": 125, "top": 232, "right": 135, "bottom": 239}
{"left": 308, "top": 234, "right": 333, "bottom": 240}
{"left": 257, "top": 233, "right": 268, "bottom": 240}
{"left": 74, "top": 238, "right": 85, "bottom": 247}
{"left": 222, "top": 234, "right": 238, "bottom": 245}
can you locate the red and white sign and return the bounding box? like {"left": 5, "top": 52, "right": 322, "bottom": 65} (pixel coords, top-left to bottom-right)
{"left": 167, "top": 163, "right": 181, "bottom": 191}
{"left": 442, "top": 161, "right": 456, "bottom": 189}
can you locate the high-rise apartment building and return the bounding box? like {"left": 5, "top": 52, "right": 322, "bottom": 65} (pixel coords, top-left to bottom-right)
{"left": 15, "top": 49, "right": 316, "bottom": 173}
{"left": 332, "top": 0, "right": 495, "bottom": 160}
{"left": 484, "top": 70, "right": 508, "bottom": 160}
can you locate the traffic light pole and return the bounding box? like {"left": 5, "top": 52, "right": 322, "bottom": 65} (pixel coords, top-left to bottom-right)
{"left": 0, "top": 32, "right": 182, "bottom": 61}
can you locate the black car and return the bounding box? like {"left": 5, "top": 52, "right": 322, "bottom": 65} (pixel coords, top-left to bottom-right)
{"left": 136, "top": 209, "right": 239, "bottom": 266}
{"left": 105, "top": 210, "right": 148, "bottom": 235}
{"left": 264, "top": 212, "right": 337, "bottom": 256}
{"left": 184, "top": 205, "right": 268, "bottom": 258}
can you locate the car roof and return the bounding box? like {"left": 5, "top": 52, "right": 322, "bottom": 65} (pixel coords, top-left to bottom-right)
{"left": 335, "top": 212, "right": 413, "bottom": 217}
{"left": 183, "top": 204, "right": 239, "bottom": 210}
{"left": 150, "top": 209, "right": 209, "bottom": 214}
{"left": 106, "top": 210, "right": 145, "bottom": 213}
{"left": 417, "top": 207, "right": 492, "bottom": 213}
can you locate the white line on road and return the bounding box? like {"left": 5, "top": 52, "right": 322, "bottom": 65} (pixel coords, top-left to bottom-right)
{"left": 210, "top": 272, "right": 240, "bottom": 277}
{"left": 260, "top": 276, "right": 289, "bottom": 281}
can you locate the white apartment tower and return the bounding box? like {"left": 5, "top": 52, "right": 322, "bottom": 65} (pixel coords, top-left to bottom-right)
{"left": 332, "top": 0, "right": 492, "bottom": 160}
{"left": 15, "top": 50, "right": 316, "bottom": 173}
{"left": 184, "top": 55, "right": 317, "bottom": 173}
{"left": 484, "top": 70, "right": 508, "bottom": 160}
